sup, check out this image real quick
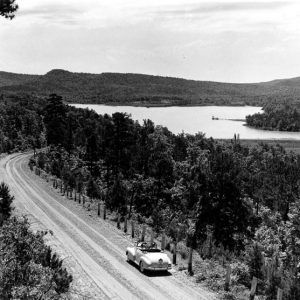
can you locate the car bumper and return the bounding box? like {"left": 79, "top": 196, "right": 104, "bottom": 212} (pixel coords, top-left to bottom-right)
{"left": 145, "top": 265, "right": 172, "bottom": 271}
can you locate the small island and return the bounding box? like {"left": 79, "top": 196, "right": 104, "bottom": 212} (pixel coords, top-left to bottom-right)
{"left": 246, "top": 103, "right": 300, "bottom": 131}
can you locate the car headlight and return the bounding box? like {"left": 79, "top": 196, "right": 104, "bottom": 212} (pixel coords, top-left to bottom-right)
{"left": 144, "top": 260, "right": 151, "bottom": 266}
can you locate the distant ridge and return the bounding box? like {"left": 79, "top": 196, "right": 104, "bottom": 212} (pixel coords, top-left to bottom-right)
{"left": 1, "top": 69, "right": 300, "bottom": 106}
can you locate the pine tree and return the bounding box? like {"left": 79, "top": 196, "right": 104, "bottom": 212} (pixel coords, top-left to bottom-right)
{"left": 86, "top": 177, "right": 100, "bottom": 200}
{"left": 0, "top": 181, "right": 14, "bottom": 224}
{"left": 43, "top": 94, "right": 67, "bottom": 147}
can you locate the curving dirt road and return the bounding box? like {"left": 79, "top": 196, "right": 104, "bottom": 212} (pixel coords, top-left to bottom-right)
{"left": 0, "top": 153, "right": 218, "bottom": 300}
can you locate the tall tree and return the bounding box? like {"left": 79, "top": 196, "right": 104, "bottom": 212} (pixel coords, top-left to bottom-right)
{"left": 0, "top": 0, "right": 18, "bottom": 19}
{"left": 65, "top": 111, "right": 77, "bottom": 155}
{"left": 85, "top": 132, "right": 100, "bottom": 176}
{"left": 43, "top": 94, "right": 67, "bottom": 147}
{"left": 107, "top": 112, "right": 135, "bottom": 177}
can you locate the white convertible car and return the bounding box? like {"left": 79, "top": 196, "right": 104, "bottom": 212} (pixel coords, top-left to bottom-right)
{"left": 126, "top": 242, "right": 172, "bottom": 273}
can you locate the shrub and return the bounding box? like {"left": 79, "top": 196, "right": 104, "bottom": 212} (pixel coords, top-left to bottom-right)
{"left": 222, "top": 292, "right": 237, "bottom": 300}
{"left": 230, "top": 261, "right": 250, "bottom": 286}
{"left": 0, "top": 181, "right": 14, "bottom": 224}
{"left": 0, "top": 217, "right": 72, "bottom": 298}
{"left": 194, "top": 259, "right": 226, "bottom": 291}
{"left": 37, "top": 152, "right": 46, "bottom": 169}
{"left": 177, "top": 241, "right": 188, "bottom": 260}
{"left": 28, "top": 157, "right": 36, "bottom": 170}
{"left": 165, "top": 241, "right": 171, "bottom": 251}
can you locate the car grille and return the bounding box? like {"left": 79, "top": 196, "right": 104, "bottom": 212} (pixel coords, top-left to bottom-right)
{"left": 152, "top": 262, "right": 168, "bottom": 268}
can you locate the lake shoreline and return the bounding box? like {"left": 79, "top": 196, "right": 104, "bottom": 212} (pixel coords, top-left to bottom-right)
{"left": 244, "top": 124, "right": 300, "bottom": 133}
{"left": 70, "top": 104, "right": 300, "bottom": 140}
{"left": 67, "top": 102, "right": 260, "bottom": 108}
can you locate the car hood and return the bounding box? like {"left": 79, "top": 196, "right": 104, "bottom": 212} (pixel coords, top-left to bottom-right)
{"left": 143, "top": 252, "right": 170, "bottom": 263}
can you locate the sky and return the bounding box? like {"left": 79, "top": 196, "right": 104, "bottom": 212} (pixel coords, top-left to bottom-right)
{"left": 1, "top": 0, "right": 300, "bottom": 83}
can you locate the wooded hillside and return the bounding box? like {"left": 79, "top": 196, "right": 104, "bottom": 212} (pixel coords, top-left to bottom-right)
{"left": 2, "top": 69, "right": 300, "bottom": 106}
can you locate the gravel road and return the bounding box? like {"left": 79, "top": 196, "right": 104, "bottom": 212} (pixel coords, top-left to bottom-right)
{"left": 0, "top": 153, "right": 218, "bottom": 300}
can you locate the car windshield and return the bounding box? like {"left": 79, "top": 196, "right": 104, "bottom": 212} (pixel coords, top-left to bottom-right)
{"left": 144, "top": 248, "right": 161, "bottom": 253}
{"left": 138, "top": 242, "right": 161, "bottom": 252}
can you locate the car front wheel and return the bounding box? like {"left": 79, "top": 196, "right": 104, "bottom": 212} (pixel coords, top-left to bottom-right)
{"left": 139, "top": 262, "right": 145, "bottom": 273}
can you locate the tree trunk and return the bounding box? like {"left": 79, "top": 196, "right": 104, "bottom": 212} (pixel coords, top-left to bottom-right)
{"left": 141, "top": 225, "right": 146, "bottom": 242}
{"left": 124, "top": 215, "right": 127, "bottom": 233}
{"left": 98, "top": 203, "right": 100, "bottom": 216}
{"left": 117, "top": 213, "right": 121, "bottom": 229}
{"left": 103, "top": 203, "right": 106, "bottom": 220}
{"left": 188, "top": 247, "right": 193, "bottom": 275}
{"left": 224, "top": 265, "right": 231, "bottom": 291}
{"left": 129, "top": 190, "right": 135, "bottom": 219}
{"left": 150, "top": 230, "right": 154, "bottom": 244}
{"left": 131, "top": 220, "right": 134, "bottom": 238}
{"left": 173, "top": 229, "right": 179, "bottom": 265}
{"left": 172, "top": 242, "right": 177, "bottom": 265}
{"left": 249, "top": 277, "right": 257, "bottom": 300}
{"left": 277, "top": 288, "right": 283, "bottom": 300}
{"left": 161, "top": 233, "right": 166, "bottom": 250}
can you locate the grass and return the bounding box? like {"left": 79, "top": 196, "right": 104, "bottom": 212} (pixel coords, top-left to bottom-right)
{"left": 219, "top": 139, "right": 300, "bottom": 154}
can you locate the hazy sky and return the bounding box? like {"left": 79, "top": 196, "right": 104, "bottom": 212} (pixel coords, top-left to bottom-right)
{"left": 1, "top": 0, "right": 300, "bottom": 82}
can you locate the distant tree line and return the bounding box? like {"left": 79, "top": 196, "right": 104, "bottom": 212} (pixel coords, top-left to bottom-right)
{"left": 246, "top": 103, "right": 300, "bottom": 131}
{"left": 1, "top": 69, "right": 283, "bottom": 107}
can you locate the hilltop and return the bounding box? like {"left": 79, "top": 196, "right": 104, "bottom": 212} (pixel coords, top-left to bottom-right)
{"left": 1, "top": 69, "right": 300, "bottom": 106}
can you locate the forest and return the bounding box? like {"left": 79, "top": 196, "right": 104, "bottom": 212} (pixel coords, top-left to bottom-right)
{"left": 29, "top": 94, "right": 300, "bottom": 299}
{"left": 2, "top": 69, "right": 300, "bottom": 106}
{"left": 1, "top": 2, "right": 299, "bottom": 299}
{"left": 0, "top": 93, "right": 300, "bottom": 299}
{"left": 246, "top": 103, "right": 300, "bottom": 131}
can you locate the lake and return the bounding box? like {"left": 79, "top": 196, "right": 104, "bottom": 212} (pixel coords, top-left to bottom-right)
{"left": 71, "top": 104, "right": 300, "bottom": 140}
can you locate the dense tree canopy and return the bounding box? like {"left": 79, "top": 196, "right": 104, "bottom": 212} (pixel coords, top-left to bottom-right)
{"left": 1, "top": 92, "right": 299, "bottom": 298}
{"left": 0, "top": 95, "right": 45, "bottom": 153}
{"left": 32, "top": 98, "right": 300, "bottom": 255}
{"left": 246, "top": 103, "right": 300, "bottom": 131}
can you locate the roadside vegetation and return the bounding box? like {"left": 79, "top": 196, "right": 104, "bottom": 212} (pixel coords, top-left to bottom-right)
{"left": 246, "top": 102, "right": 300, "bottom": 131}
{"left": 0, "top": 182, "right": 73, "bottom": 299}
